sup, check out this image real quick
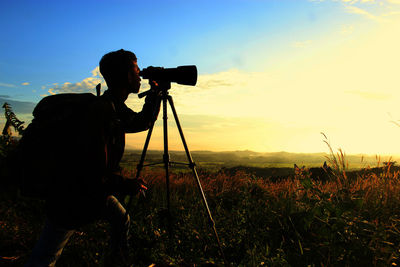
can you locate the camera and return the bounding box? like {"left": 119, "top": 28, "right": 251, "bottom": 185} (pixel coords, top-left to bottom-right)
{"left": 140, "top": 65, "right": 197, "bottom": 86}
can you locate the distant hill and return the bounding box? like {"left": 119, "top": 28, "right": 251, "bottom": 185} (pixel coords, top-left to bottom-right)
{"left": 122, "top": 149, "right": 400, "bottom": 170}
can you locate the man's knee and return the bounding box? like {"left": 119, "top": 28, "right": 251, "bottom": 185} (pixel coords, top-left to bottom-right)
{"left": 105, "top": 195, "right": 129, "bottom": 227}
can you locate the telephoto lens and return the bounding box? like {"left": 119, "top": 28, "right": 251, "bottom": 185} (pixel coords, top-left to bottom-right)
{"left": 140, "top": 65, "right": 197, "bottom": 86}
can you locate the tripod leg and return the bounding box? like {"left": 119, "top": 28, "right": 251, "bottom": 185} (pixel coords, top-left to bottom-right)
{"left": 126, "top": 96, "right": 162, "bottom": 210}
{"left": 162, "top": 94, "right": 171, "bottom": 215}
{"left": 167, "top": 96, "right": 228, "bottom": 265}
{"left": 126, "top": 120, "right": 155, "bottom": 210}
{"left": 136, "top": 122, "right": 155, "bottom": 179}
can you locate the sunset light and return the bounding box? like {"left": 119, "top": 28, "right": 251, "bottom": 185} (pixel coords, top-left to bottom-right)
{"left": 2, "top": 0, "right": 400, "bottom": 155}
{"left": 4, "top": 1, "right": 400, "bottom": 266}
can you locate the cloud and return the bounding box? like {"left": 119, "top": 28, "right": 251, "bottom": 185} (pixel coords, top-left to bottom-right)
{"left": 195, "top": 69, "right": 246, "bottom": 89}
{"left": 383, "top": 11, "right": 400, "bottom": 16}
{"left": 310, "top": 0, "right": 376, "bottom": 3}
{"left": 345, "top": 5, "right": 380, "bottom": 20}
{"left": 0, "top": 82, "right": 16, "bottom": 88}
{"left": 48, "top": 88, "right": 57, "bottom": 95}
{"left": 21, "top": 82, "right": 30, "bottom": 86}
{"left": 91, "top": 66, "right": 101, "bottom": 77}
{"left": 48, "top": 66, "right": 106, "bottom": 95}
{"left": 0, "top": 97, "right": 36, "bottom": 114}
{"left": 339, "top": 0, "right": 376, "bottom": 3}
{"left": 311, "top": 0, "right": 400, "bottom": 22}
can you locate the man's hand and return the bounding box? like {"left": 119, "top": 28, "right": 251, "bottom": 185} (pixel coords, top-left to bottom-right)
{"left": 149, "top": 79, "right": 170, "bottom": 94}
{"left": 124, "top": 178, "right": 148, "bottom": 195}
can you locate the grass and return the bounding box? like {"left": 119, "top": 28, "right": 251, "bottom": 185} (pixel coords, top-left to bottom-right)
{"left": 3, "top": 143, "right": 400, "bottom": 266}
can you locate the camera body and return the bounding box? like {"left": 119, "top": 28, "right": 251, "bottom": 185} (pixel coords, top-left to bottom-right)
{"left": 140, "top": 65, "right": 197, "bottom": 86}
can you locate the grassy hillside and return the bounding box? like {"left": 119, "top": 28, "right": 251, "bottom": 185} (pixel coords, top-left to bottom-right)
{"left": 3, "top": 137, "right": 400, "bottom": 266}
{"left": 3, "top": 154, "right": 400, "bottom": 266}
{"left": 122, "top": 149, "right": 400, "bottom": 170}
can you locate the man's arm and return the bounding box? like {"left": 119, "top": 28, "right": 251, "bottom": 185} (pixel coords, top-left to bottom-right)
{"left": 118, "top": 91, "right": 161, "bottom": 133}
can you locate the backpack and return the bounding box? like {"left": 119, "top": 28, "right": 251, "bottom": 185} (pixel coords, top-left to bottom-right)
{"left": 17, "top": 90, "right": 99, "bottom": 199}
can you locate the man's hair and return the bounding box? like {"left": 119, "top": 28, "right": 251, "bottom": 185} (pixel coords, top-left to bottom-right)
{"left": 99, "top": 49, "right": 137, "bottom": 88}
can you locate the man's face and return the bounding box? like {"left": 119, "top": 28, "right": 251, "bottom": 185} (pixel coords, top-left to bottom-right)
{"left": 127, "top": 60, "right": 141, "bottom": 94}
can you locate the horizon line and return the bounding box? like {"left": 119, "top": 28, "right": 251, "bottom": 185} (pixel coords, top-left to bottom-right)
{"left": 124, "top": 148, "right": 400, "bottom": 158}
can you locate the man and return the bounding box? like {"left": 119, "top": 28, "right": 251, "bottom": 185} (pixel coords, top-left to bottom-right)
{"left": 25, "top": 49, "right": 161, "bottom": 266}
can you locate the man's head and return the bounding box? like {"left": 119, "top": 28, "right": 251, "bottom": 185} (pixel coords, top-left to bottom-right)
{"left": 99, "top": 49, "right": 141, "bottom": 95}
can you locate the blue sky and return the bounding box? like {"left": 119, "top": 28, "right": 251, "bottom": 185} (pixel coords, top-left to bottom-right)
{"left": 1, "top": 0, "right": 353, "bottom": 103}
{"left": 1, "top": 0, "right": 343, "bottom": 98}
{"left": 2, "top": 0, "right": 400, "bottom": 155}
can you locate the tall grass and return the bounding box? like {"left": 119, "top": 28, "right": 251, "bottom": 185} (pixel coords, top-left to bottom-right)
{"left": 121, "top": 159, "right": 400, "bottom": 266}
{"left": 3, "top": 148, "right": 400, "bottom": 266}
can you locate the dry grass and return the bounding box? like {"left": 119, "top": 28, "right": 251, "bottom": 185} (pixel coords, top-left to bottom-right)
{"left": 3, "top": 140, "right": 400, "bottom": 265}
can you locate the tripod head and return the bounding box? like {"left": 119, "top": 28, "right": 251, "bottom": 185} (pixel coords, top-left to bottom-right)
{"left": 138, "top": 80, "right": 171, "bottom": 98}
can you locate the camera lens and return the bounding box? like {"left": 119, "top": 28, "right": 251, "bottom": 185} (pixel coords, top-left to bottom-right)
{"left": 140, "top": 65, "right": 197, "bottom": 86}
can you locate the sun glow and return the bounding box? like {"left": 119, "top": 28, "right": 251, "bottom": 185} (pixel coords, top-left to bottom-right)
{"left": 124, "top": 15, "right": 400, "bottom": 155}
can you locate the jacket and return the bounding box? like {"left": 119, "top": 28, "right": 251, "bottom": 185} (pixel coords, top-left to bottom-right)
{"left": 46, "top": 89, "right": 160, "bottom": 229}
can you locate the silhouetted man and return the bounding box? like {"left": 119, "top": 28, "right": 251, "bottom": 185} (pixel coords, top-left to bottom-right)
{"left": 25, "top": 49, "right": 161, "bottom": 266}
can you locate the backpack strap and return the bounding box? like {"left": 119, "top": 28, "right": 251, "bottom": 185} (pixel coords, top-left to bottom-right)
{"left": 96, "top": 83, "right": 101, "bottom": 97}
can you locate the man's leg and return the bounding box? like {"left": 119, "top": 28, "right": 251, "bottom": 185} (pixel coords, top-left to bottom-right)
{"left": 103, "top": 195, "right": 130, "bottom": 264}
{"left": 25, "top": 219, "right": 74, "bottom": 267}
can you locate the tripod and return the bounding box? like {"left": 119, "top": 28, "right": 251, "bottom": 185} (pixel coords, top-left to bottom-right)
{"left": 128, "top": 82, "right": 227, "bottom": 264}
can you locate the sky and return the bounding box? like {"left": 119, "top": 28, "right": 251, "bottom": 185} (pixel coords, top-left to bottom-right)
{"left": 1, "top": 0, "right": 400, "bottom": 155}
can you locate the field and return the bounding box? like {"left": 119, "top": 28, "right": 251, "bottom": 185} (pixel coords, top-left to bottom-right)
{"left": 2, "top": 146, "right": 400, "bottom": 266}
